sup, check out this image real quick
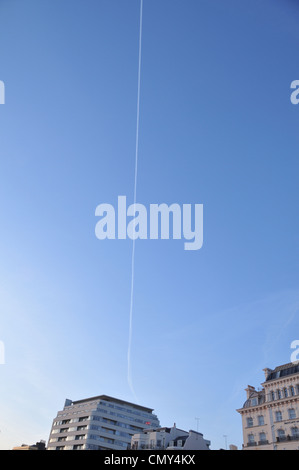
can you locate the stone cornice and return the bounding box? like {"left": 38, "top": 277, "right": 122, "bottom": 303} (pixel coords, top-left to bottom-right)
{"left": 262, "top": 375, "right": 299, "bottom": 388}
{"left": 237, "top": 395, "right": 299, "bottom": 414}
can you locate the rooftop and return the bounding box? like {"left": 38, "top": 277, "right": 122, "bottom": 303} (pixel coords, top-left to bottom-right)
{"left": 142, "top": 426, "right": 187, "bottom": 435}
{"left": 264, "top": 363, "right": 299, "bottom": 382}
{"left": 70, "top": 394, "right": 154, "bottom": 413}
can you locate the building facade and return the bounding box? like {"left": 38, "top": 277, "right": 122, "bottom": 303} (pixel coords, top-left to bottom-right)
{"left": 47, "top": 395, "right": 160, "bottom": 450}
{"left": 12, "top": 441, "right": 46, "bottom": 450}
{"left": 130, "top": 424, "right": 210, "bottom": 450}
{"left": 237, "top": 362, "right": 299, "bottom": 450}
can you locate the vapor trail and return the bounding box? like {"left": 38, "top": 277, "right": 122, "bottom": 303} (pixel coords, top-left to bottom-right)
{"left": 127, "top": 0, "right": 143, "bottom": 402}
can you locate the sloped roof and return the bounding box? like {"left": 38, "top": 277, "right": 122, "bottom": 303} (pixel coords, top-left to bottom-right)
{"left": 265, "top": 363, "right": 299, "bottom": 382}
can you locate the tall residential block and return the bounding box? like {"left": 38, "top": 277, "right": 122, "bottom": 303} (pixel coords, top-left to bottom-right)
{"left": 48, "top": 395, "right": 160, "bottom": 450}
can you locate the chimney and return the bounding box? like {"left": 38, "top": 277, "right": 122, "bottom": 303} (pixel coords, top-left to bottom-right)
{"left": 263, "top": 368, "right": 273, "bottom": 380}
{"left": 245, "top": 385, "right": 256, "bottom": 399}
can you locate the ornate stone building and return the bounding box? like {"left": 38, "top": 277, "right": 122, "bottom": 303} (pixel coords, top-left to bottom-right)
{"left": 237, "top": 363, "right": 299, "bottom": 450}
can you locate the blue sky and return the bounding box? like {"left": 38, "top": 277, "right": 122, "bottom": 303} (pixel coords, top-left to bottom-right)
{"left": 0, "top": 0, "right": 299, "bottom": 450}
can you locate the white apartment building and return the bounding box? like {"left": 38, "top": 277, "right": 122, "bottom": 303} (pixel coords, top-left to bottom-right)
{"left": 237, "top": 362, "right": 299, "bottom": 450}
{"left": 130, "top": 424, "right": 210, "bottom": 450}
{"left": 47, "top": 395, "right": 160, "bottom": 450}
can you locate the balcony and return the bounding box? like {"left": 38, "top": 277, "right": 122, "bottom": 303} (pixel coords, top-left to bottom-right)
{"left": 247, "top": 440, "right": 269, "bottom": 447}
{"left": 247, "top": 441, "right": 257, "bottom": 447}
{"left": 276, "top": 435, "right": 299, "bottom": 443}
{"left": 258, "top": 440, "right": 269, "bottom": 446}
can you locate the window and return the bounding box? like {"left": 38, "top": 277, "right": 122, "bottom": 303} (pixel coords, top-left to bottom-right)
{"left": 78, "top": 416, "right": 89, "bottom": 422}
{"left": 114, "top": 440, "right": 129, "bottom": 448}
{"left": 75, "top": 435, "right": 85, "bottom": 440}
{"left": 60, "top": 428, "right": 69, "bottom": 433}
{"left": 115, "top": 430, "right": 131, "bottom": 438}
{"left": 89, "top": 435, "right": 114, "bottom": 444}
{"left": 271, "top": 391, "right": 275, "bottom": 401}
{"left": 247, "top": 434, "right": 255, "bottom": 446}
{"left": 283, "top": 388, "right": 288, "bottom": 398}
{"left": 258, "top": 415, "right": 264, "bottom": 426}
{"left": 275, "top": 411, "right": 282, "bottom": 422}
{"left": 251, "top": 398, "right": 257, "bottom": 406}
{"left": 277, "top": 389, "right": 282, "bottom": 400}
{"left": 288, "top": 409, "right": 296, "bottom": 419}
{"left": 246, "top": 417, "right": 253, "bottom": 427}
{"left": 77, "top": 425, "right": 87, "bottom": 431}
{"left": 259, "top": 432, "right": 267, "bottom": 444}
{"left": 102, "top": 427, "right": 115, "bottom": 435}
{"left": 277, "top": 429, "right": 285, "bottom": 441}
{"left": 291, "top": 427, "right": 299, "bottom": 438}
{"left": 290, "top": 386, "right": 295, "bottom": 396}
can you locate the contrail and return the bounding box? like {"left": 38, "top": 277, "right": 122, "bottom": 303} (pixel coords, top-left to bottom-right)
{"left": 127, "top": 0, "right": 143, "bottom": 402}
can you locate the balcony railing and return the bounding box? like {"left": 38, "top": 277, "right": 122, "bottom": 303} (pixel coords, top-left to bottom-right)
{"left": 276, "top": 435, "right": 299, "bottom": 443}
{"left": 247, "top": 441, "right": 257, "bottom": 447}
{"left": 247, "top": 440, "right": 269, "bottom": 447}
{"left": 258, "top": 440, "right": 269, "bottom": 446}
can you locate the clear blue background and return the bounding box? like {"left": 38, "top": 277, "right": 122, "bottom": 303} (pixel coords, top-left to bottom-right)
{"left": 0, "top": 0, "right": 299, "bottom": 450}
